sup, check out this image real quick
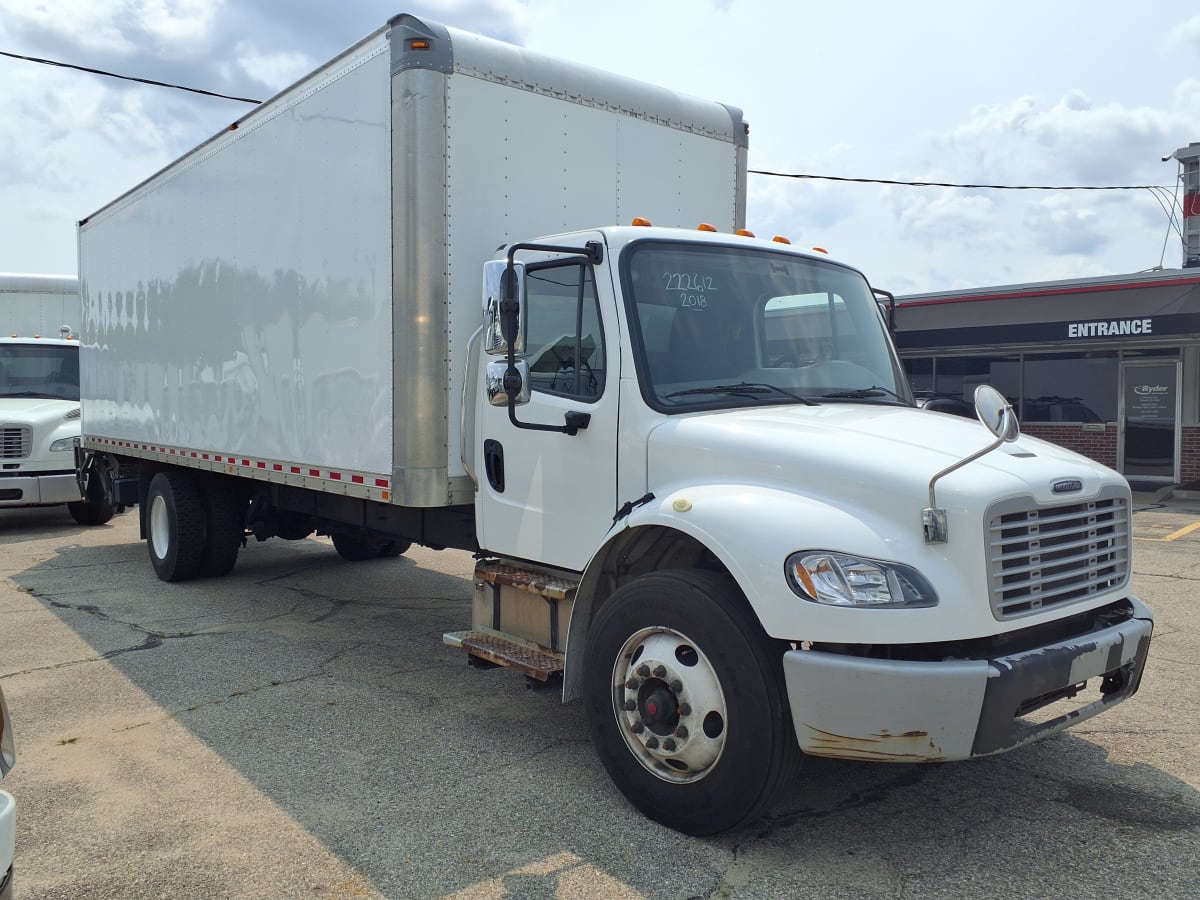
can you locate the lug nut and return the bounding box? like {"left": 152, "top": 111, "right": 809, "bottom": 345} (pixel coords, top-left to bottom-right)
{"left": 670, "top": 679, "right": 683, "bottom": 693}
{"left": 625, "top": 678, "right": 640, "bottom": 690}
{"left": 623, "top": 699, "right": 637, "bottom": 712}
{"left": 631, "top": 720, "right": 645, "bottom": 734}
{"left": 662, "top": 739, "right": 676, "bottom": 752}
{"left": 636, "top": 664, "right": 650, "bottom": 678}
{"left": 645, "top": 736, "right": 659, "bottom": 749}
{"left": 678, "top": 703, "right": 692, "bottom": 716}
{"left": 674, "top": 725, "right": 688, "bottom": 738}
{"left": 653, "top": 665, "right": 667, "bottom": 678}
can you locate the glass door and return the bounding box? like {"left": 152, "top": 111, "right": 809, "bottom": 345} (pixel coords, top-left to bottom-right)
{"left": 1119, "top": 360, "right": 1181, "bottom": 482}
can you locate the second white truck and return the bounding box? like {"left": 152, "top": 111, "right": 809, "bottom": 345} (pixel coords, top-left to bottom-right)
{"left": 1, "top": 273, "right": 115, "bottom": 524}
{"left": 76, "top": 15, "right": 1153, "bottom": 834}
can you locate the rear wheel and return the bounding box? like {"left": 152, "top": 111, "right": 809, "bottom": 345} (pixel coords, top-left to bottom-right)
{"left": 199, "top": 480, "right": 244, "bottom": 577}
{"left": 146, "top": 471, "right": 205, "bottom": 582}
{"left": 583, "top": 569, "right": 801, "bottom": 834}
{"left": 377, "top": 540, "right": 411, "bottom": 558}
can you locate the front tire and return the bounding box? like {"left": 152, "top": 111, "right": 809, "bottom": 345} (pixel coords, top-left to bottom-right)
{"left": 146, "top": 471, "right": 205, "bottom": 582}
{"left": 583, "top": 569, "right": 801, "bottom": 834}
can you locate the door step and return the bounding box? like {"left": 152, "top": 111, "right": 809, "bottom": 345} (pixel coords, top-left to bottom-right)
{"left": 474, "top": 560, "right": 579, "bottom": 599}
{"left": 444, "top": 629, "right": 565, "bottom": 682}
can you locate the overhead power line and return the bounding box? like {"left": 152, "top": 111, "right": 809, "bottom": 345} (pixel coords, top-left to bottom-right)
{"left": 0, "top": 49, "right": 263, "bottom": 104}
{"left": 749, "top": 169, "right": 1171, "bottom": 191}
{"left": 0, "top": 49, "right": 1184, "bottom": 198}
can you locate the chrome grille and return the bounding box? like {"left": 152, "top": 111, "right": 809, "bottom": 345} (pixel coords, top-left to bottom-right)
{"left": 987, "top": 490, "right": 1130, "bottom": 620}
{"left": 0, "top": 426, "right": 32, "bottom": 459}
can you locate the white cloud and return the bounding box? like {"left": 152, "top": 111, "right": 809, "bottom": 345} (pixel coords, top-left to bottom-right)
{"left": 0, "top": 0, "right": 136, "bottom": 53}
{"left": 136, "top": 0, "right": 221, "bottom": 48}
{"left": 1168, "top": 15, "right": 1200, "bottom": 52}
{"left": 231, "top": 41, "right": 315, "bottom": 92}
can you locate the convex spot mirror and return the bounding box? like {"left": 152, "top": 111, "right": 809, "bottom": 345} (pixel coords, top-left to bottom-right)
{"left": 974, "top": 384, "right": 1019, "bottom": 442}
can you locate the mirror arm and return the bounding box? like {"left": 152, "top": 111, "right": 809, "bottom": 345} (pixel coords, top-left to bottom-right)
{"left": 500, "top": 240, "right": 604, "bottom": 437}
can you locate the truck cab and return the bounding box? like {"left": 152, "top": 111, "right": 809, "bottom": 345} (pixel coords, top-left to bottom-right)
{"left": 0, "top": 334, "right": 94, "bottom": 518}
{"left": 455, "top": 223, "right": 1152, "bottom": 834}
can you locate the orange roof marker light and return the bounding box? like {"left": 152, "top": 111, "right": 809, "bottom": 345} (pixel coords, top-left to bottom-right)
{"left": 697, "top": 223, "right": 718, "bottom": 232}
{"left": 811, "top": 247, "right": 829, "bottom": 254}
{"left": 772, "top": 235, "right": 792, "bottom": 244}
{"left": 736, "top": 229, "right": 756, "bottom": 237}
{"left": 631, "top": 216, "right": 652, "bottom": 227}
{"left": 408, "top": 38, "right": 433, "bottom": 50}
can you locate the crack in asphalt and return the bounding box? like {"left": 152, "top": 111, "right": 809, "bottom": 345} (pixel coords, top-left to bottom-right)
{"left": 115, "top": 641, "right": 371, "bottom": 732}
{"left": 696, "top": 768, "right": 931, "bottom": 899}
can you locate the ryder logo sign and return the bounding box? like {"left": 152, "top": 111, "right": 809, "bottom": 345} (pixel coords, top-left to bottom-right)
{"left": 1067, "top": 318, "right": 1153, "bottom": 339}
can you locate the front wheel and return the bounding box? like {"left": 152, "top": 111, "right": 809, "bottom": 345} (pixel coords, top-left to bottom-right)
{"left": 583, "top": 569, "right": 801, "bottom": 834}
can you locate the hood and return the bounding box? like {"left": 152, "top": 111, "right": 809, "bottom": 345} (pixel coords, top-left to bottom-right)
{"left": 0, "top": 397, "right": 81, "bottom": 426}
{"left": 646, "top": 404, "right": 1122, "bottom": 521}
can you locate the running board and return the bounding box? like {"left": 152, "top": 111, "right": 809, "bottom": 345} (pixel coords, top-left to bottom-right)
{"left": 444, "top": 630, "right": 565, "bottom": 682}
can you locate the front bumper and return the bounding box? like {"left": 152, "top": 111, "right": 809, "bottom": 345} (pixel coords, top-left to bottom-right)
{"left": 0, "top": 471, "right": 82, "bottom": 506}
{"left": 0, "top": 790, "right": 13, "bottom": 900}
{"left": 783, "top": 597, "right": 1153, "bottom": 761}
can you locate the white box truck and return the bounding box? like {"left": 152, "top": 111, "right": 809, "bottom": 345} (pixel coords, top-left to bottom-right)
{"left": 0, "top": 273, "right": 116, "bottom": 524}
{"left": 76, "top": 15, "right": 1153, "bottom": 834}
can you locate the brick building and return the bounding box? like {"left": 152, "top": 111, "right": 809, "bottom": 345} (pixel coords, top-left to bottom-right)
{"left": 894, "top": 267, "right": 1200, "bottom": 486}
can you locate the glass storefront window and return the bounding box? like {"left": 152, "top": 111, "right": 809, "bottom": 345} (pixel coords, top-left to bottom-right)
{"left": 903, "top": 357, "right": 933, "bottom": 393}
{"left": 934, "top": 356, "right": 1020, "bottom": 408}
{"left": 1022, "top": 352, "right": 1117, "bottom": 423}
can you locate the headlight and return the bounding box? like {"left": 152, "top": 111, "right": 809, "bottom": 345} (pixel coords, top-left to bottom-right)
{"left": 785, "top": 551, "right": 937, "bottom": 608}
{"left": 49, "top": 438, "right": 75, "bottom": 452}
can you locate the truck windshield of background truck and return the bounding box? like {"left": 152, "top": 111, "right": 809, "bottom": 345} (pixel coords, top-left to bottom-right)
{"left": 0, "top": 343, "right": 80, "bottom": 401}
{"left": 622, "top": 242, "right": 908, "bottom": 412}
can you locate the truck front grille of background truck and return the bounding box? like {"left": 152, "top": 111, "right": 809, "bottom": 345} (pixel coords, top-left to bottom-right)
{"left": 986, "top": 488, "right": 1130, "bottom": 620}
{"left": 0, "top": 426, "right": 32, "bottom": 459}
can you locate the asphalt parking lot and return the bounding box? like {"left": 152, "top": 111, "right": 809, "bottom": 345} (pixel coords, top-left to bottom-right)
{"left": 0, "top": 495, "right": 1197, "bottom": 899}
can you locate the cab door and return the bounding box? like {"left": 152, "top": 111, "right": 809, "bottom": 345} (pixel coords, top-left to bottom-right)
{"left": 474, "top": 242, "right": 619, "bottom": 571}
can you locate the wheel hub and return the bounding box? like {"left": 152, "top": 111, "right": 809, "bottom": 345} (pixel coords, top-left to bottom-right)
{"left": 638, "top": 682, "right": 680, "bottom": 735}
{"left": 612, "top": 627, "right": 728, "bottom": 784}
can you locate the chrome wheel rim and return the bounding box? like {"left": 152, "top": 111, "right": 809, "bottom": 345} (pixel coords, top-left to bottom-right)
{"left": 611, "top": 626, "right": 728, "bottom": 784}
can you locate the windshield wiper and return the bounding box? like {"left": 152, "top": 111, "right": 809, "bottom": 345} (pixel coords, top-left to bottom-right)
{"left": 665, "top": 382, "right": 818, "bottom": 405}
{"left": 820, "top": 385, "right": 911, "bottom": 404}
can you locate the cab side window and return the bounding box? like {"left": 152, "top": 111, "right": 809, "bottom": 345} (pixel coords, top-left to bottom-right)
{"left": 524, "top": 263, "right": 606, "bottom": 400}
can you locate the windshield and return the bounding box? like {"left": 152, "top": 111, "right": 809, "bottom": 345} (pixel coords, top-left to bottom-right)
{"left": 0, "top": 344, "right": 80, "bottom": 401}
{"left": 622, "top": 241, "right": 909, "bottom": 411}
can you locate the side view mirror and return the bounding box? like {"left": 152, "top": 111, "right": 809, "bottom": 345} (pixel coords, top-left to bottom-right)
{"left": 481, "top": 260, "right": 524, "bottom": 355}
{"left": 974, "top": 384, "right": 1019, "bottom": 442}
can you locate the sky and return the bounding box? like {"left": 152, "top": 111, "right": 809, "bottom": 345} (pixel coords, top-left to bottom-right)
{"left": 1, "top": 0, "right": 1198, "bottom": 295}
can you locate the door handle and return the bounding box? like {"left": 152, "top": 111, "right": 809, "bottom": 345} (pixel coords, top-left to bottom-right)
{"left": 484, "top": 439, "right": 505, "bottom": 492}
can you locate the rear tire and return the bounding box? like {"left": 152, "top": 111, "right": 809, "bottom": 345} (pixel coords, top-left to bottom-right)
{"left": 377, "top": 540, "right": 411, "bottom": 558}
{"left": 146, "top": 471, "right": 205, "bottom": 582}
{"left": 583, "top": 569, "right": 801, "bottom": 835}
{"left": 199, "top": 480, "right": 244, "bottom": 578}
